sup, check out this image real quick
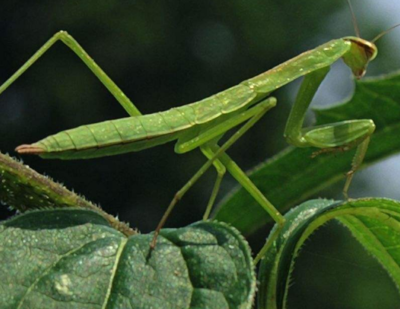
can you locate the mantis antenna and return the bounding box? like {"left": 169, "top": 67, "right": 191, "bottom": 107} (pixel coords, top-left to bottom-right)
{"left": 346, "top": 0, "right": 361, "bottom": 37}
{"left": 372, "top": 23, "right": 400, "bottom": 43}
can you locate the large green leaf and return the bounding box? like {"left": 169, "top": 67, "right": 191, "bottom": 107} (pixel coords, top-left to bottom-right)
{"left": 0, "top": 209, "right": 255, "bottom": 309}
{"left": 258, "top": 198, "right": 400, "bottom": 309}
{"left": 0, "top": 152, "right": 135, "bottom": 236}
{"left": 215, "top": 72, "right": 400, "bottom": 235}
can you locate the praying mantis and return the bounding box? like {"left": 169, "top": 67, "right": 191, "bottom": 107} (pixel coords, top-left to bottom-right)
{"left": 1, "top": 3, "right": 397, "bottom": 263}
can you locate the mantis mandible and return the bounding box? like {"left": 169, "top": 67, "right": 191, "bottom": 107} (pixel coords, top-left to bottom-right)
{"left": 1, "top": 3, "right": 398, "bottom": 263}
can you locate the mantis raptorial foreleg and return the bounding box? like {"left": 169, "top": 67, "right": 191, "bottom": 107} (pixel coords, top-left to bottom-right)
{"left": 151, "top": 97, "right": 284, "bottom": 248}
{"left": 284, "top": 67, "right": 375, "bottom": 198}
{"left": 0, "top": 31, "right": 141, "bottom": 117}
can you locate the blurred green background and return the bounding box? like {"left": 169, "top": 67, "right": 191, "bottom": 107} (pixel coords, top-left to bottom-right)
{"left": 1, "top": 1, "right": 400, "bottom": 308}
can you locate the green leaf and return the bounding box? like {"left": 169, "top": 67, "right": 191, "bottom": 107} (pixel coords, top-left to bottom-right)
{"left": 215, "top": 72, "right": 400, "bottom": 235}
{"left": 0, "top": 209, "right": 255, "bottom": 309}
{"left": 0, "top": 152, "right": 135, "bottom": 236}
{"left": 0, "top": 153, "right": 96, "bottom": 212}
{"left": 258, "top": 198, "right": 400, "bottom": 309}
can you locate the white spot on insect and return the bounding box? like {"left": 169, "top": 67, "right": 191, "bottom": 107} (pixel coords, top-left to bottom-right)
{"left": 55, "top": 274, "right": 73, "bottom": 296}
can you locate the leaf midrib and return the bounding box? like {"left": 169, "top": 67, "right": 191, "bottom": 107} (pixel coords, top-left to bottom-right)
{"left": 102, "top": 237, "right": 128, "bottom": 309}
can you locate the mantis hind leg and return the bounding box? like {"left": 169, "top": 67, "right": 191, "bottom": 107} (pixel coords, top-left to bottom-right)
{"left": 0, "top": 31, "right": 141, "bottom": 117}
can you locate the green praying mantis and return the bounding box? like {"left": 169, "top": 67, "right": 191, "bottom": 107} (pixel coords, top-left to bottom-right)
{"left": 1, "top": 2, "right": 398, "bottom": 263}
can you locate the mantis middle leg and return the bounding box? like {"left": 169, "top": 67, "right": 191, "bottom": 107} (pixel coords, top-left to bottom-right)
{"left": 203, "top": 144, "right": 285, "bottom": 264}
{"left": 151, "top": 97, "right": 285, "bottom": 253}
{"left": 0, "top": 31, "right": 141, "bottom": 117}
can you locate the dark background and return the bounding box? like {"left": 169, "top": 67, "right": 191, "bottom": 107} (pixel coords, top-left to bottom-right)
{"left": 1, "top": 1, "right": 400, "bottom": 308}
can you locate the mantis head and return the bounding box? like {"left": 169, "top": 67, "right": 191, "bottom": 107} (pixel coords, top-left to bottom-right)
{"left": 342, "top": 0, "right": 400, "bottom": 79}
{"left": 342, "top": 37, "right": 377, "bottom": 79}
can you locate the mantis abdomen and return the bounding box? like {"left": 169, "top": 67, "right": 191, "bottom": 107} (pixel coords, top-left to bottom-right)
{"left": 35, "top": 83, "right": 258, "bottom": 159}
